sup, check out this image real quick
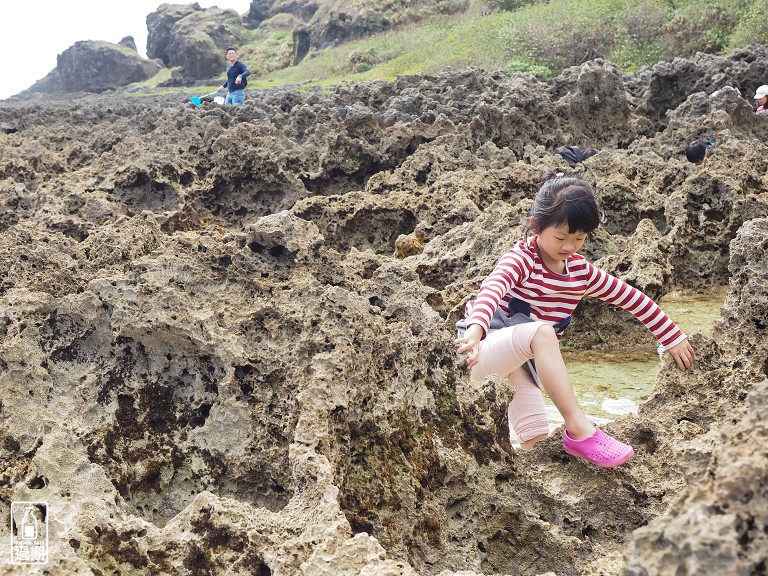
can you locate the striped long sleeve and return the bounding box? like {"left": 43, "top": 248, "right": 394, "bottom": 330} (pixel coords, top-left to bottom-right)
{"left": 582, "top": 262, "right": 685, "bottom": 348}
{"left": 464, "top": 238, "right": 686, "bottom": 348}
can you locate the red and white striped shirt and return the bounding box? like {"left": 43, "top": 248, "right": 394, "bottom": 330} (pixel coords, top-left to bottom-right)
{"left": 465, "top": 237, "right": 686, "bottom": 349}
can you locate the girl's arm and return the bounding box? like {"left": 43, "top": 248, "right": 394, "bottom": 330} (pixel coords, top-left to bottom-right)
{"left": 464, "top": 249, "right": 531, "bottom": 334}
{"left": 584, "top": 263, "right": 694, "bottom": 370}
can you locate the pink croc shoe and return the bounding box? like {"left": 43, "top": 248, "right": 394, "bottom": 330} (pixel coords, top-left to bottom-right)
{"left": 563, "top": 427, "right": 635, "bottom": 468}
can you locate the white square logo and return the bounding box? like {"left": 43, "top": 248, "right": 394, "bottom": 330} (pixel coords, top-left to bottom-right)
{"left": 10, "top": 501, "right": 48, "bottom": 565}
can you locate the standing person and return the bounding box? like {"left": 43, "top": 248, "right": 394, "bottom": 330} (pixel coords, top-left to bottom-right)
{"left": 454, "top": 171, "right": 695, "bottom": 468}
{"left": 754, "top": 85, "right": 768, "bottom": 114}
{"left": 220, "top": 47, "right": 250, "bottom": 106}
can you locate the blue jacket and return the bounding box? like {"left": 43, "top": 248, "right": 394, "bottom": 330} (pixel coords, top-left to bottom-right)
{"left": 222, "top": 60, "right": 250, "bottom": 92}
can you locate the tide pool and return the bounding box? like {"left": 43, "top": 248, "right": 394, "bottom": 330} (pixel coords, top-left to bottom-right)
{"left": 516, "top": 287, "right": 728, "bottom": 440}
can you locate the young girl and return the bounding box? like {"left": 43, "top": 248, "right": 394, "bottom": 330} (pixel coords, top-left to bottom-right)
{"left": 455, "top": 171, "right": 695, "bottom": 468}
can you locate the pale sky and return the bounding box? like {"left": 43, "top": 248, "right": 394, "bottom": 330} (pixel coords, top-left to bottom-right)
{"left": 0, "top": 1, "right": 253, "bottom": 100}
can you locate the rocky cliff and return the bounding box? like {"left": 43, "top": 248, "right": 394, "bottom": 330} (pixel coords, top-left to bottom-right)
{"left": 26, "top": 39, "right": 162, "bottom": 95}
{"left": 1, "top": 48, "right": 768, "bottom": 575}
{"left": 20, "top": 0, "right": 473, "bottom": 95}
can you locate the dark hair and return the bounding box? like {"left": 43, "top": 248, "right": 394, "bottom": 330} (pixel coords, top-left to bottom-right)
{"left": 685, "top": 140, "right": 707, "bottom": 164}
{"left": 525, "top": 170, "right": 601, "bottom": 237}
{"left": 226, "top": 47, "right": 237, "bottom": 53}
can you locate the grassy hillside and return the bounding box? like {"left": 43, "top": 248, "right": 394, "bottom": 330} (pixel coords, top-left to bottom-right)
{"left": 247, "top": 0, "right": 768, "bottom": 89}
{"left": 134, "top": 0, "right": 768, "bottom": 94}
{"left": 252, "top": 10, "right": 518, "bottom": 90}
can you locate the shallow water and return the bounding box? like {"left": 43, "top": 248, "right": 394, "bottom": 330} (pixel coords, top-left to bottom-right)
{"left": 535, "top": 287, "right": 728, "bottom": 433}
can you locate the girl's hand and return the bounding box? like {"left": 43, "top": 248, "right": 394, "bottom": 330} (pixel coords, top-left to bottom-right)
{"left": 455, "top": 324, "right": 484, "bottom": 369}
{"left": 667, "top": 338, "right": 695, "bottom": 371}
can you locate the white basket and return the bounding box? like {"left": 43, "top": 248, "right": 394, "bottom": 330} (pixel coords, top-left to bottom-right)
{"left": 214, "top": 96, "right": 225, "bottom": 105}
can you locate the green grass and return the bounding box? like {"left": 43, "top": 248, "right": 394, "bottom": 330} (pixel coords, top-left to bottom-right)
{"left": 125, "top": 0, "right": 768, "bottom": 94}
{"left": 132, "top": 68, "right": 174, "bottom": 89}
{"left": 499, "top": 0, "right": 671, "bottom": 71}
{"left": 244, "top": 0, "right": 768, "bottom": 91}
{"left": 240, "top": 25, "right": 295, "bottom": 77}
{"left": 249, "top": 11, "right": 522, "bottom": 90}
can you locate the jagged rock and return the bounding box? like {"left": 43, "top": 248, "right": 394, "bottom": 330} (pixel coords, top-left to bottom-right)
{"left": 624, "top": 220, "right": 768, "bottom": 575}
{"left": 293, "top": 25, "right": 312, "bottom": 65}
{"left": 2, "top": 53, "right": 768, "bottom": 576}
{"left": 714, "top": 218, "right": 768, "bottom": 361}
{"left": 552, "top": 59, "right": 636, "bottom": 147}
{"left": 245, "top": 210, "right": 323, "bottom": 258}
{"left": 118, "top": 36, "right": 138, "bottom": 52}
{"left": 624, "top": 43, "right": 768, "bottom": 127}
{"left": 161, "top": 7, "right": 245, "bottom": 84}
{"left": 664, "top": 85, "right": 763, "bottom": 145}
{"left": 146, "top": 3, "right": 202, "bottom": 66}
{"left": 244, "top": 0, "right": 272, "bottom": 28}
{"left": 26, "top": 40, "right": 161, "bottom": 94}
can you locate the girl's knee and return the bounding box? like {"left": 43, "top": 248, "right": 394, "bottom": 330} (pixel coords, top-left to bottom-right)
{"left": 531, "top": 323, "right": 558, "bottom": 350}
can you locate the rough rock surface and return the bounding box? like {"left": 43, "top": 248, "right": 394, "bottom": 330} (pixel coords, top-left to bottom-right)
{"left": 26, "top": 40, "right": 162, "bottom": 94}
{"left": 624, "top": 218, "right": 768, "bottom": 576}
{"left": 625, "top": 44, "right": 768, "bottom": 125}
{"left": 161, "top": 7, "right": 245, "bottom": 84}
{"left": 0, "top": 50, "right": 767, "bottom": 576}
{"left": 146, "top": 3, "right": 203, "bottom": 67}
{"left": 242, "top": 0, "right": 467, "bottom": 53}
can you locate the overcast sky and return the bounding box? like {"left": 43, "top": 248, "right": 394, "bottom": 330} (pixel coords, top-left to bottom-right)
{"left": 0, "top": 1, "right": 253, "bottom": 100}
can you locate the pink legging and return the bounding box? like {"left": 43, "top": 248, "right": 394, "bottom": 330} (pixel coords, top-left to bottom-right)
{"left": 470, "top": 322, "right": 550, "bottom": 444}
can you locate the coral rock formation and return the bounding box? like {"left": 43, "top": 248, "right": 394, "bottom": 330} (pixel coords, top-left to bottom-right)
{"left": 1, "top": 48, "right": 768, "bottom": 575}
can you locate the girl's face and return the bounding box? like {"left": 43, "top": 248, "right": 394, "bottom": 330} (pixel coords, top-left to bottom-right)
{"left": 535, "top": 222, "right": 587, "bottom": 271}
{"left": 759, "top": 96, "right": 767, "bottom": 106}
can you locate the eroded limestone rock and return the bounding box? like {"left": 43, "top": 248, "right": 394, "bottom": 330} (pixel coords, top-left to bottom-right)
{"left": 1, "top": 51, "right": 768, "bottom": 576}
